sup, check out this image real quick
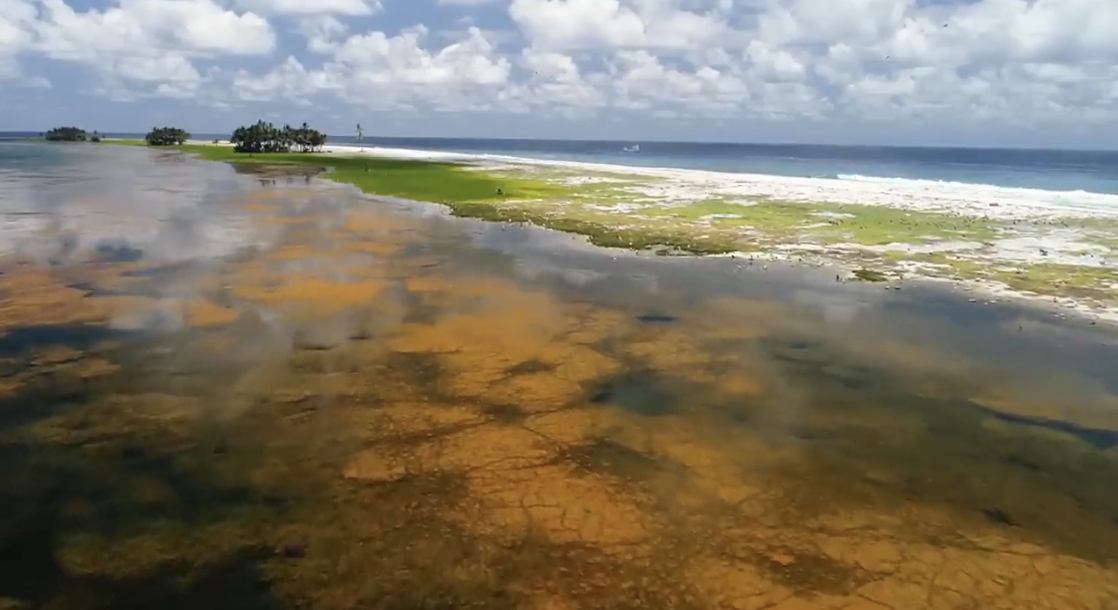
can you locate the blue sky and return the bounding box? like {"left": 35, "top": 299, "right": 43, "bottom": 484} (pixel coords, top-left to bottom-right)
{"left": 2, "top": 0, "right": 1117, "bottom": 147}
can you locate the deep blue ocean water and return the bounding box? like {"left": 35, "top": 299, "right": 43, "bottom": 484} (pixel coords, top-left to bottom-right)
{"left": 5, "top": 131, "right": 1118, "bottom": 196}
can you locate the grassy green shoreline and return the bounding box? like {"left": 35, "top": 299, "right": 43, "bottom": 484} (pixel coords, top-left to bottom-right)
{"left": 102, "top": 140, "right": 1118, "bottom": 312}
{"left": 107, "top": 140, "right": 740, "bottom": 255}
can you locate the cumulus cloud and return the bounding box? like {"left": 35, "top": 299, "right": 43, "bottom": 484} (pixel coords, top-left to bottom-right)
{"left": 235, "top": 0, "right": 383, "bottom": 16}
{"left": 2, "top": 0, "right": 273, "bottom": 97}
{"left": 34, "top": 0, "right": 274, "bottom": 58}
{"left": 224, "top": 24, "right": 512, "bottom": 111}
{"left": 438, "top": 0, "right": 506, "bottom": 5}
{"left": 3, "top": 0, "right": 1118, "bottom": 136}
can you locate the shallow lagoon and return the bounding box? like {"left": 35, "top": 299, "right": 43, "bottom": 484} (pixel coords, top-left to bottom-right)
{"left": 1, "top": 143, "right": 1117, "bottom": 610}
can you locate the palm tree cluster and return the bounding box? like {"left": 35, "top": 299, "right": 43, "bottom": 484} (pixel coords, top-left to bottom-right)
{"left": 230, "top": 121, "right": 327, "bottom": 153}
{"left": 45, "top": 126, "right": 87, "bottom": 142}
{"left": 144, "top": 127, "right": 190, "bottom": 146}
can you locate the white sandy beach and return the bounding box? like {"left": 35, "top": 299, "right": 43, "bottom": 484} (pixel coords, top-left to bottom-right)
{"left": 322, "top": 144, "right": 1118, "bottom": 222}
{"left": 313, "top": 142, "right": 1118, "bottom": 324}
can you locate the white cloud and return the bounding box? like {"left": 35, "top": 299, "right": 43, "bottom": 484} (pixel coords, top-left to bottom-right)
{"left": 11, "top": 0, "right": 274, "bottom": 98}
{"left": 35, "top": 0, "right": 274, "bottom": 59}
{"left": 4, "top": 0, "right": 1118, "bottom": 138}
{"left": 228, "top": 26, "right": 511, "bottom": 110}
{"left": 236, "top": 0, "right": 383, "bottom": 16}
{"left": 297, "top": 15, "right": 349, "bottom": 53}
{"left": 520, "top": 48, "right": 581, "bottom": 84}
{"left": 0, "top": 0, "right": 36, "bottom": 79}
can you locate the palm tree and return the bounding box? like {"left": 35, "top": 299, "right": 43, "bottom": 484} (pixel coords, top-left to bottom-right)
{"left": 356, "top": 123, "right": 363, "bottom": 142}
{"left": 230, "top": 120, "right": 326, "bottom": 153}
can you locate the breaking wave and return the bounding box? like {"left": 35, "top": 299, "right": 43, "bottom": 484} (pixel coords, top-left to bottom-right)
{"left": 834, "top": 174, "right": 1118, "bottom": 209}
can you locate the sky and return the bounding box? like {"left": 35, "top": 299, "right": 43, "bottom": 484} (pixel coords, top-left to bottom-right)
{"left": 1, "top": 0, "right": 1117, "bottom": 148}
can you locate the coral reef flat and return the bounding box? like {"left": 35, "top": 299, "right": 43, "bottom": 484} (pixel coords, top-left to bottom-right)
{"left": 2, "top": 142, "right": 1117, "bottom": 610}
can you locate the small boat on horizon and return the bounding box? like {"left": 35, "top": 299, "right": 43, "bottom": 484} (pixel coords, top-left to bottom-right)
{"left": 623, "top": 144, "right": 640, "bottom": 153}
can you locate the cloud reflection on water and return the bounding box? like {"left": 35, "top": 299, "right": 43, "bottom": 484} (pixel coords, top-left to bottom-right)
{"left": 1, "top": 142, "right": 1118, "bottom": 609}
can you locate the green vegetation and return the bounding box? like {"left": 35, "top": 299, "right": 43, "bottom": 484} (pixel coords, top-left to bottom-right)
{"left": 231, "top": 120, "right": 326, "bottom": 153}
{"left": 155, "top": 144, "right": 564, "bottom": 204}
{"left": 912, "top": 253, "right": 1118, "bottom": 305}
{"left": 45, "top": 126, "right": 88, "bottom": 142}
{"left": 100, "top": 139, "right": 726, "bottom": 254}
{"left": 815, "top": 205, "right": 997, "bottom": 246}
{"left": 852, "top": 268, "right": 889, "bottom": 282}
{"left": 450, "top": 202, "right": 737, "bottom": 254}
{"left": 645, "top": 198, "right": 998, "bottom": 246}
{"left": 1082, "top": 232, "right": 1118, "bottom": 253}
{"left": 145, "top": 126, "right": 190, "bottom": 146}
{"left": 990, "top": 264, "right": 1118, "bottom": 298}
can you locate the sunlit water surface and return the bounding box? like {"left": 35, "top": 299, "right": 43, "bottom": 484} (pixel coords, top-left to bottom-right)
{"left": 2, "top": 143, "right": 1118, "bottom": 610}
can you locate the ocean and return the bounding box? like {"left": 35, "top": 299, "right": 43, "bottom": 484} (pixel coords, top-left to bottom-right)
{"left": 6, "top": 131, "right": 1118, "bottom": 198}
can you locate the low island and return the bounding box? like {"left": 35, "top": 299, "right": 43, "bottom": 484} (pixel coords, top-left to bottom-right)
{"left": 103, "top": 123, "right": 1118, "bottom": 321}
{"left": 41, "top": 126, "right": 104, "bottom": 142}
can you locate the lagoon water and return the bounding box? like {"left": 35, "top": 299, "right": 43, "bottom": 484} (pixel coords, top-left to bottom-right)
{"left": 1, "top": 142, "right": 1118, "bottom": 609}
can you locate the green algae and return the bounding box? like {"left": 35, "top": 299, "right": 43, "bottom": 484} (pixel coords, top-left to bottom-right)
{"left": 1082, "top": 233, "right": 1118, "bottom": 253}
{"left": 912, "top": 253, "right": 1118, "bottom": 305}
{"left": 989, "top": 264, "right": 1118, "bottom": 297}
{"left": 646, "top": 199, "right": 819, "bottom": 233}
{"left": 449, "top": 202, "right": 738, "bottom": 254}
{"left": 185, "top": 144, "right": 570, "bottom": 204}
{"left": 813, "top": 205, "right": 997, "bottom": 246}
{"left": 641, "top": 198, "right": 998, "bottom": 247}
{"left": 852, "top": 269, "right": 889, "bottom": 283}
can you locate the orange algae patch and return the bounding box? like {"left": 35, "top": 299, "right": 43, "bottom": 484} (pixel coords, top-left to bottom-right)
{"left": 269, "top": 245, "right": 342, "bottom": 261}
{"left": 0, "top": 376, "right": 25, "bottom": 397}
{"left": 0, "top": 267, "right": 104, "bottom": 331}
{"left": 563, "top": 306, "right": 630, "bottom": 345}
{"left": 184, "top": 299, "right": 240, "bottom": 328}
{"left": 541, "top": 342, "right": 622, "bottom": 384}
{"left": 231, "top": 275, "right": 386, "bottom": 313}
{"left": 387, "top": 279, "right": 624, "bottom": 406}
{"left": 686, "top": 558, "right": 794, "bottom": 610}
{"left": 390, "top": 290, "right": 565, "bottom": 360}
{"left": 430, "top": 423, "right": 654, "bottom": 547}
{"left": 61, "top": 261, "right": 154, "bottom": 292}
{"left": 85, "top": 295, "right": 163, "bottom": 323}
{"left": 625, "top": 327, "right": 716, "bottom": 381}
{"left": 405, "top": 275, "right": 453, "bottom": 294}
{"left": 717, "top": 373, "right": 765, "bottom": 398}
{"left": 467, "top": 461, "right": 653, "bottom": 547}
{"left": 342, "top": 211, "right": 419, "bottom": 234}
{"left": 348, "top": 241, "right": 402, "bottom": 257}
{"left": 484, "top": 371, "right": 584, "bottom": 413}
{"left": 256, "top": 215, "right": 315, "bottom": 226}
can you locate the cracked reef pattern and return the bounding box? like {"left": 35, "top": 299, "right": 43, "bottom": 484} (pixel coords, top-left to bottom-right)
{"left": 1, "top": 147, "right": 1118, "bottom": 610}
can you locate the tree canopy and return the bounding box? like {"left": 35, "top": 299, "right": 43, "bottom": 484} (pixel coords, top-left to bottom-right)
{"left": 145, "top": 127, "right": 190, "bottom": 146}
{"left": 230, "top": 121, "right": 327, "bottom": 154}
{"left": 45, "top": 127, "right": 87, "bottom": 142}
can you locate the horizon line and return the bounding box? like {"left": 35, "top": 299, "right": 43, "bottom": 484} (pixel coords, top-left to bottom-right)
{"left": 2, "top": 130, "right": 1116, "bottom": 154}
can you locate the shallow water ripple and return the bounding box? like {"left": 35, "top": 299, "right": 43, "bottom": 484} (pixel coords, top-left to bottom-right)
{"left": 0, "top": 144, "right": 1116, "bottom": 610}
